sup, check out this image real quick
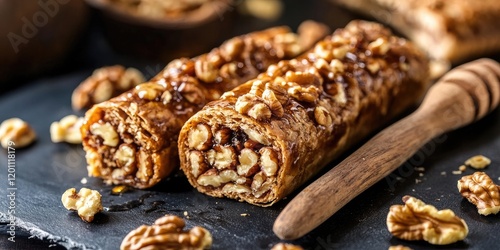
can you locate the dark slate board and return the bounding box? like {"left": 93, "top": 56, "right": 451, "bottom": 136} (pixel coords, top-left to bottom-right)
{"left": 1, "top": 58, "right": 500, "bottom": 250}
{"left": 1, "top": 1, "right": 500, "bottom": 249}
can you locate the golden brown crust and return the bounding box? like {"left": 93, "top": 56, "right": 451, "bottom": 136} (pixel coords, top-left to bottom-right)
{"left": 335, "top": 0, "right": 500, "bottom": 62}
{"left": 178, "top": 20, "right": 431, "bottom": 206}
{"left": 81, "top": 23, "right": 327, "bottom": 189}
{"left": 72, "top": 65, "right": 145, "bottom": 110}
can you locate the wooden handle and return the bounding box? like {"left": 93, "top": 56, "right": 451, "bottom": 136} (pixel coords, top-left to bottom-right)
{"left": 273, "top": 58, "right": 500, "bottom": 240}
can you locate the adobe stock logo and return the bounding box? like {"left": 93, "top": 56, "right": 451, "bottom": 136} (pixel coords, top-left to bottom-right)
{"left": 384, "top": 134, "right": 448, "bottom": 191}
{"left": 6, "top": 0, "right": 71, "bottom": 53}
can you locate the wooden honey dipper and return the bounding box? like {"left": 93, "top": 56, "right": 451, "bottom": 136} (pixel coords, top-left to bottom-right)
{"left": 273, "top": 58, "right": 500, "bottom": 240}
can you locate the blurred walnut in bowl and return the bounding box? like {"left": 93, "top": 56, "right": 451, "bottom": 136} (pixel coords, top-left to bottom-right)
{"left": 0, "top": 0, "right": 88, "bottom": 83}
{"left": 85, "top": 0, "right": 235, "bottom": 61}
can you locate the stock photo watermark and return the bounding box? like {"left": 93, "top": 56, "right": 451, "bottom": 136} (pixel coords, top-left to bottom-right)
{"left": 384, "top": 134, "right": 448, "bottom": 191}
{"left": 6, "top": 141, "right": 17, "bottom": 242}
{"left": 7, "top": 0, "right": 72, "bottom": 53}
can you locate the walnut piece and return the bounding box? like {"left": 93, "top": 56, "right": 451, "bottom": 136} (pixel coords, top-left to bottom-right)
{"left": 120, "top": 215, "right": 212, "bottom": 250}
{"left": 458, "top": 172, "right": 500, "bottom": 215}
{"left": 195, "top": 56, "right": 218, "bottom": 83}
{"left": 259, "top": 147, "right": 279, "bottom": 177}
{"left": 72, "top": 65, "right": 145, "bottom": 110}
{"left": 368, "top": 37, "right": 390, "bottom": 56}
{"left": 271, "top": 243, "right": 304, "bottom": 250}
{"left": 235, "top": 94, "right": 272, "bottom": 120}
{"left": 50, "top": 115, "right": 84, "bottom": 144}
{"left": 387, "top": 195, "right": 468, "bottom": 245}
{"left": 287, "top": 85, "right": 320, "bottom": 103}
{"left": 0, "top": 118, "right": 36, "bottom": 149}
{"left": 464, "top": 155, "right": 491, "bottom": 169}
{"left": 61, "top": 188, "right": 103, "bottom": 223}
{"left": 134, "top": 82, "right": 165, "bottom": 101}
{"left": 314, "top": 106, "right": 333, "bottom": 127}
{"left": 90, "top": 122, "right": 119, "bottom": 147}
{"left": 237, "top": 148, "right": 260, "bottom": 177}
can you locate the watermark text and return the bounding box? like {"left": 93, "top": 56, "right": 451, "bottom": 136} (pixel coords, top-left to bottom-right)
{"left": 6, "top": 141, "right": 16, "bottom": 242}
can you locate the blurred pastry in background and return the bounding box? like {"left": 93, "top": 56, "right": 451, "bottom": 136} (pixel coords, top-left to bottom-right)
{"left": 0, "top": 0, "right": 88, "bottom": 83}
{"left": 86, "top": 0, "right": 235, "bottom": 61}
{"left": 335, "top": 0, "right": 500, "bottom": 63}
{"left": 105, "top": 0, "right": 231, "bottom": 20}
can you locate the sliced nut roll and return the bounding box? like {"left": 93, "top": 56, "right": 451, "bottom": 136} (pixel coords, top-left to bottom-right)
{"left": 178, "top": 20, "right": 431, "bottom": 206}
{"left": 81, "top": 22, "right": 328, "bottom": 189}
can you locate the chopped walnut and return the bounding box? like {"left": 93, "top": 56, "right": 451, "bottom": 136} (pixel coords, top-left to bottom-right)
{"left": 178, "top": 80, "right": 205, "bottom": 105}
{"left": 0, "top": 118, "right": 36, "bottom": 149}
{"left": 464, "top": 155, "right": 491, "bottom": 169}
{"left": 195, "top": 56, "right": 218, "bottom": 83}
{"left": 262, "top": 89, "right": 284, "bottom": 117}
{"left": 367, "top": 61, "right": 380, "bottom": 74}
{"left": 259, "top": 147, "right": 279, "bottom": 177}
{"left": 314, "top": 106, "right": 333, "bottom": 127}
{"left": 314, "top": 41, "right": 333, "bottom": 61}
{"left": 243, "top": 127, "right": 270, "bottom": 145}
{"left": 50, "top": 115, "right": 84, "bottom": 144}
{"left": 90, "top": 122, "right": 119, "bottom": 147}
{"left": 332, "top": 45, "right": 349, "bottom": 59}
{"left": 72, "top": 66, "right": 145, "bottom": 110}
{"left": 247, "top": 103, "right": 272, "bottom": 120}
{"left": 237, "top": 148, "right": 260, "bottom": 177}
{"left": 458, "top": 172, "right": 500, "bottom": 215}
{"left": 287, "top": 85, "right": 320, "bottom": 103}
{"left": 235, "top": 94, "right": 272, "bottom": 120}
{"left": 249, "top": 80, "right": 266, "bottom": 97}
{"left": 134, "top": 82, "right": 165, "bottom": 101}
{"left": 387, "top": 195, "right": 468, "bottom": 245}
{"left": 187, "top": 123, "right": 213, "bottom": 151}
{"left": 61, "top": 188, "right": 103, "bottom": 222}
{"left": 120, "top": 215, "right": 212, "bottom": 250}
{"left": 368, "top": 38, "right": 390, "bottom": 56}
{"left": 220, "top": 37, "right": 244, "bottom": 62}
{"left": 210, "top": 145, "right": 237, "bottom": 170}
{"left": 271, "top": 243, "right": 304, "bottom": 250}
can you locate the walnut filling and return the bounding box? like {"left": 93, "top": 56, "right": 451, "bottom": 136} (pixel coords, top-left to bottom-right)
{"left": 86, "top": 111, "right": 152, "bottom": 186}
{"left": 187, "top": 123, "right": 281, "bottom": 199}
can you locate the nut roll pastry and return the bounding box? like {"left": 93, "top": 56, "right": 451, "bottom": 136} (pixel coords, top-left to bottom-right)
{"left": 178, "top": 20, "right": 431, "bottom": 206}
{"left": 335, "top": 0, "right": 500, "bottom": 63}
{"left": 81, "top": 22, "right": 328, "bottom": 189}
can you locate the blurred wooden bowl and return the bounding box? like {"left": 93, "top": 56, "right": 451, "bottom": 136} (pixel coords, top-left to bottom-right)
{"left": 0, "top": 0, "right": 88, "bottom": 83}
{"left": 85, "top": 0, "right": 235, "bottom": 61}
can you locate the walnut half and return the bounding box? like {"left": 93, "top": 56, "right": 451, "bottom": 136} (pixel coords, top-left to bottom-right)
{"left": 120, "top": 215, "right": 212, "bottom": 250}
{"left": 458, "top": 172, "right": 500, "bottom": 215}
{"left": 61, "top": 188, "right": 103, "bottom": 223}
{"left": 387, "top": 195, "right": 468, "bottom": 245}
{"left": 50, "top": 115, "right": 84, "bottom": 144}
{"left": 0, "top": 118, "right": 36, "bottom": 149}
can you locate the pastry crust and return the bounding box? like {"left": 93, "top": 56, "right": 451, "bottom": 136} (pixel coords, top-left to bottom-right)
{"left": 80, "top": 22, "right": 328, "bottom": 189}
{"left": 335, "top": 0, "right": 500, "bottom": 63}
{"left": 178, "top": 20, "right": 431, "bottom": 206}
